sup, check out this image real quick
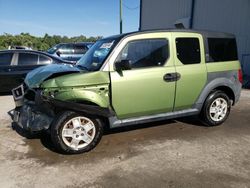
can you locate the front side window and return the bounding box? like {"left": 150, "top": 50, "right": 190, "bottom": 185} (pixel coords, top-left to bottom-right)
{"left": 0, "top": 53, "right": 13, "bottom": 66}
{"left": 18, "top": 53, "right": 38, "bottom": 65}
{"left": 208, "top": 38, "right": 238, "bottom": 62}
{"left": 116, "top": 39, "right": 169, "bottom": 69}
{"left": 176, "top": 38, "right": 201, "bottom": 65}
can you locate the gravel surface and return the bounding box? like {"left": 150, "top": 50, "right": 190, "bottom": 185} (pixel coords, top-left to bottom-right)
{"left": 0, "top": 91, "right": 250, "bottom": 188}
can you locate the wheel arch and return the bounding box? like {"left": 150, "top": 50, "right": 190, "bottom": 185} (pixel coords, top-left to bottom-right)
{"left": 195, "top": 77, "right": 238, "bottom": 110}
{"left": 212, "top": 86, "right": 235, "bottom": 104}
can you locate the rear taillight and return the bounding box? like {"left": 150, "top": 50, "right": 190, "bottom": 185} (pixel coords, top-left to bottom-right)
{"left": 238, "top": 69, "right": 243, "bottom": 84}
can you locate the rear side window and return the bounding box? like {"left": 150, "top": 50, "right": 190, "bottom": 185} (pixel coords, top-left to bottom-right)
{"left": 60, "top": 44, "right": 74, "bottom": 54}
{"left": 117, "top": 39, "right": 169, "bottom": 69}
{"left": 0, "top": 53, "right": 13, "bottom": 66}
{"left": 176, "top": 38, "right": 201, "bottom": 64}
{"left": 18, "top": 53, "right": 38, "bottom": 65}
{"left": 208, "top": 38, "right": 238, "bottom": 62}
{"left": 74, "top": 45, "right": 88, "bottom": 54}
{"left": 39, "top": 55, "right": 52, "bottom": 64}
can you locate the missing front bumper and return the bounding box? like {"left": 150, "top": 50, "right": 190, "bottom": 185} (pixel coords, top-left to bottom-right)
{"left": 12, "top": 86, "right": 114, "bottom": 132}
{"left": 13, "top": 104, "right": 53, "bottom": 132}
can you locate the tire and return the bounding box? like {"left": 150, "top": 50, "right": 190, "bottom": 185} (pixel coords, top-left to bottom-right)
{"left": 50, "top": 111, "right": 103, "bottom": 154}
{"left": 200, "top": 90, "right": 231, "bottom": 126}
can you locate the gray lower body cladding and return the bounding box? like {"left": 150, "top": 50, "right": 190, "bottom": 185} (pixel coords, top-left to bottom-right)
{"left": 194, "top": 70, "right": 242, "bottom": 110}
{"left": 109, "top": 108, "right": 200, "bottom": 128}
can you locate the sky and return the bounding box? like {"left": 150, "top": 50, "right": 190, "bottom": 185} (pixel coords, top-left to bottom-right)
{"left": 0, "top": 0, "right": 140, "bottom": 37}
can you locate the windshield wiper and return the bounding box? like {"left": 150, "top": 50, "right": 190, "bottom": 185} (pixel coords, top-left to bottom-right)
{"left": 76, "top": 64, "right": 89, "bottom": 71}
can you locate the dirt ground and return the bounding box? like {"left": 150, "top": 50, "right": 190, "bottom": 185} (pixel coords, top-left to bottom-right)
{"left": 0, "top": 91, "right": 250, "bottom": 188}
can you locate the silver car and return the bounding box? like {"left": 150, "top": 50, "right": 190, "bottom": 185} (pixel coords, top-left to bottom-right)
{"left": 47, "top": 42, "right": 94, "bottom": 62}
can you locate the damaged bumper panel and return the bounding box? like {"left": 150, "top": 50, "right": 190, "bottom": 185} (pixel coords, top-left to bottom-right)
{"left": 13, "top": 87, "right": 114, "bottom": 132}
{"left": 14, "top": 104, "right": 53, "bottom": 132}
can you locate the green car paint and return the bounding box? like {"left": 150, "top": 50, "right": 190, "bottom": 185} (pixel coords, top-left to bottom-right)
{"left": 109, "top": 32, "right": 176, "bottom": 119}
{"left": 41, "top": 71, "right": 110, "bottom": 108}
{"left": 19, "top": 30, "right": 242, "bottom": 130}
{"left": 11, "top": 29, "right": 243, "bottom": 154}
{"left": 206, "top": 61, "right": 241, "bottom": 73}
{"left": 110, "top": 66, "right": 176, "bottom": 119}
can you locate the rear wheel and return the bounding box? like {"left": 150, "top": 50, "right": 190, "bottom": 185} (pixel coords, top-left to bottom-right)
{"left": 51, "top": 111, "right": 103, "bottom": 154}
{"left": 200, "top": 91, "right": 231, "bottom": 126}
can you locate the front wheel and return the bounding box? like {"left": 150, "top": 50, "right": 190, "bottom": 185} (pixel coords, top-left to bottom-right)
{"left": 50, "top": 111, "right": 103, "bottom": 154}
{"left": 200, "top": 91, "right": 231, "bottom": 126}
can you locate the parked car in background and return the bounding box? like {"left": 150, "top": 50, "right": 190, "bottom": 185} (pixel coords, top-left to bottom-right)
{"left": 47, "top": 42, "right": 94, "bottom": 62}
{"left": 8, "top": 45, "right": 32, "bottom": 50}
{"left": 0, "top": 50, "right": 71, "bottom": 94}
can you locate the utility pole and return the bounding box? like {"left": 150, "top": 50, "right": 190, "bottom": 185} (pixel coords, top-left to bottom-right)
{"left": 120, "top": 0, "right": 123, "bottom": 34}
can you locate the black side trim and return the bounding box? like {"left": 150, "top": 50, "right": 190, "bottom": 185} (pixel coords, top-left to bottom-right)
{"left": 109, "top": 108, "right": 199, "bottom": 128}
{"left": 47, "top": 98, "right": 115, "bottom": 117}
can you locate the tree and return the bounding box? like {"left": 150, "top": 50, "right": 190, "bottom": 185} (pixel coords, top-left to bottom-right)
{"left": 0, "top": 33, "right": 102, "bottom": 50}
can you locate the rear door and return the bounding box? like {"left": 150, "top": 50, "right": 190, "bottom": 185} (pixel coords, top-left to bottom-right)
{"left": 110, "top": 33, "right": 176, "bottom": 119}
{"left": 172, "top": 33, "right": 207, "bottom": 111}
{"left": 0, "top": 52, "right": 15, "bottom": 93}
{"left": 10, "top": 52, "right": 40, "bottom": 89}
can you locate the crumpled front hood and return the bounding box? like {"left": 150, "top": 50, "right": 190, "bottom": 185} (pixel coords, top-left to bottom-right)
{"left": 25, "top": 64, "right": 81, "bottom": 88}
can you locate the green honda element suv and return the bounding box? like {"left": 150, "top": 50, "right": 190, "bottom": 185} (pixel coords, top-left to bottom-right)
{"left": 12, "top": 29, "right": 242, "bottom": 154}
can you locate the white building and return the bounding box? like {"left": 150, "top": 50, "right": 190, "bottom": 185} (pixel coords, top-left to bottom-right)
{"left": 139, "top": 0, "right": 250, "bottom": 87}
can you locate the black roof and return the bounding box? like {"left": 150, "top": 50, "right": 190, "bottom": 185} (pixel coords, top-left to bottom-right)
{"left": 0, "top": 49, "right": 50, "bottom": 54}
{"left": 104, "top": 29, "right": 235, "bottom": 41}
{"left": 56, "top": 42, "right": 94, "bottom": 45}
{"left": 0, "top": 49, "right": 70, "bottom": 63}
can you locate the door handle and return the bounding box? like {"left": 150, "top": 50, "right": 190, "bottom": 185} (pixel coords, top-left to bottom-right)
{"left": 3, "top": 68, "right": 11, "bottom": 72}
{"left": 163, "top": 72, "right": 181, "bottom": 82}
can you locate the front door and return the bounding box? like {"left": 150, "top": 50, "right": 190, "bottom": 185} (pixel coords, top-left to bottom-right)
{"left": 110, "top": 34, "right": 176, "bottom": 119}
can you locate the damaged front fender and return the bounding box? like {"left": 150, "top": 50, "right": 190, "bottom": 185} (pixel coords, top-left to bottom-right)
{"left": 13, "top": 90, "right": 114, "bottom": 132}
{"left": 44, "top": 85, "right": 110, "bottom": 108}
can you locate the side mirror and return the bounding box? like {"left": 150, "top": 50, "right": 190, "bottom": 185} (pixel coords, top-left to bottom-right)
{"left": 56, "top": 50, "right": 61, "bottom": 57}
{"left": 115, "top": 60, "right": 131, "bottom": 71}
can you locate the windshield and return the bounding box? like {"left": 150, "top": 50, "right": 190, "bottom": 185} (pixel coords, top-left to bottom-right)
{"left": 47, "top": 44, "right": 62, "bottom": 54}
{"left": 76, "top": 38, "right": 118, "bottom": 71}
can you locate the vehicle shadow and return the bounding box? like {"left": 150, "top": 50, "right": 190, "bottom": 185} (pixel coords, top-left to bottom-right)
{"left": 11, "top": 115, "right": 203, "bottom": 154}
{"left": 0, "top": 92, "right": 12, "bottom": 96}
{"left": 176, "top": 116, "right": 205, "bottom": 127}
{"left": 11, "top": 119, "right": 178, "bottom": 154}
{"left": 11, "top": 122, "right": 58, "bottom": 153}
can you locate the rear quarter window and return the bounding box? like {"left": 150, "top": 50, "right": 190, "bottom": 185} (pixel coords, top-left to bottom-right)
{"left": 208, "top": 38, "right": 238, "bottom": 62}
{"left": 39, "top": 55, "right": 52, "bottom": 64}
{"left": 18, "top": 53, "right": 39, "bottom": 65}
{"left": 0, "top": 53, "right": 13, "bottom": 66}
